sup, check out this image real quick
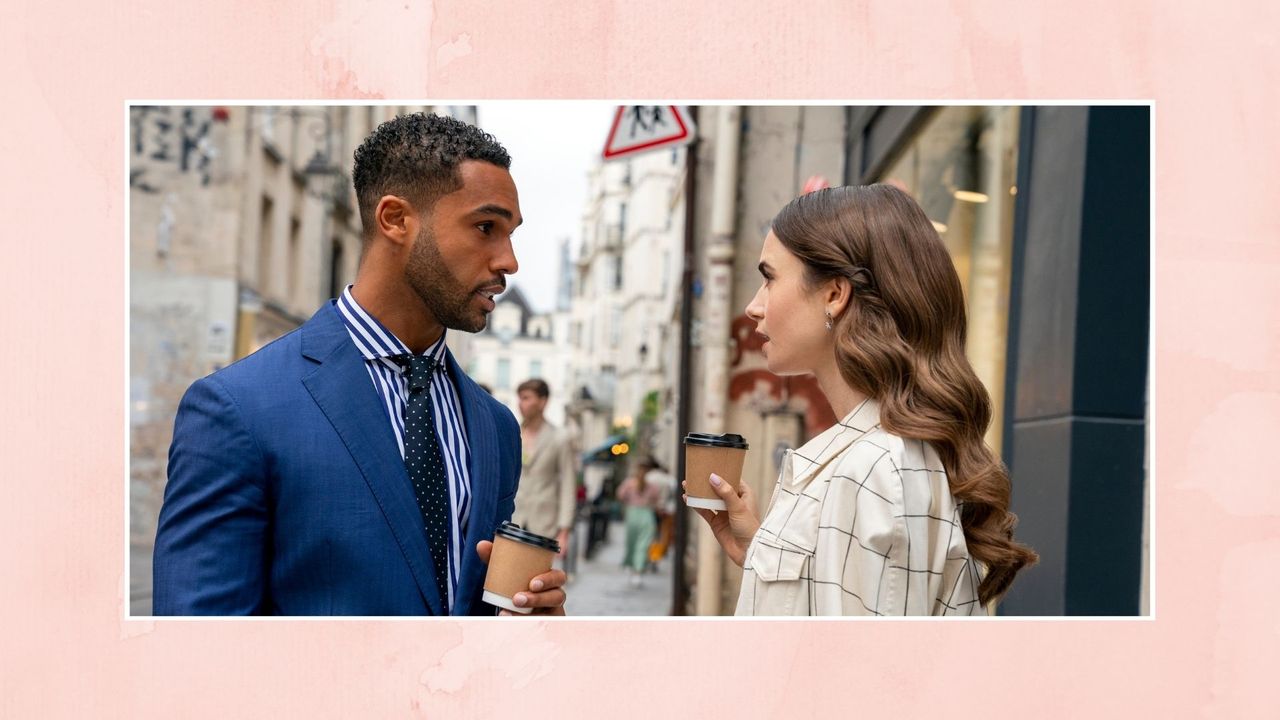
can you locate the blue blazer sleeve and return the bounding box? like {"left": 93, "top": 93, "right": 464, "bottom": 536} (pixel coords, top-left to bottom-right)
{"left": 153, "top": 375, "right": 270, "bottom": 615}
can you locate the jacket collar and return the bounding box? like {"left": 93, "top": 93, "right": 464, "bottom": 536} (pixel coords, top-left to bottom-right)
{"left": 784, "top": 397, "right": 882, "bottom": 490}
{"left": 523, "top": 420, "right": 556, "bottom": 467}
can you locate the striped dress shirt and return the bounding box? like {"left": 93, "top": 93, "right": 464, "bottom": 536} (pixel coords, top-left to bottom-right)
{"left": 335, "top": 285, "right": 472, "bottom": 610}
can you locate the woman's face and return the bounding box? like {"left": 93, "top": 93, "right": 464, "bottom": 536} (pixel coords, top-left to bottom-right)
{"left": 744, "top": 231, "right": 831, "bottom": 376}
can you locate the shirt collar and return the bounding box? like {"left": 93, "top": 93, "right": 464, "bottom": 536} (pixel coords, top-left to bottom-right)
{"left": 784, "top": 398, "right": 882, "bottom": 490}
{"left": 336, "top": 284, "right": 447, "bottom": 364}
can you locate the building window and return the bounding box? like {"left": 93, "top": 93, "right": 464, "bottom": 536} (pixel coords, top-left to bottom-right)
{"left": 258, "top": 196, "right": 274, "bottom": 295}
{"left": 530, "top": 360, "right": 542, "bottom": 380}
{"left": 496, "top": 358, "right": 511, "bottom": 390}
{"left": 612, "top": 254, "right": 624, "bottom": 292}
{"left": 260, "top": 107, "right": 276, "bottom": 145}
{"left": 288, "top": 217, "right": 300, "bottom": 306}
{"left": 877, "top": 106, "right": 1020, "bottom": 454}
{"left": 329, "top": 239, "right": 344, "bottom": 299}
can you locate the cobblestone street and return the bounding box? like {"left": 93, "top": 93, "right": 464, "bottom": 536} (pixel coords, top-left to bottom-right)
{"left": 561, "top": 518, "right": 673, "bottom": 617}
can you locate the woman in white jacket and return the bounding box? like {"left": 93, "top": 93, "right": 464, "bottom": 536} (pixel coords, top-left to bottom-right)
{"left": 687, "top": 184, "right": 1037, "bottom": 616}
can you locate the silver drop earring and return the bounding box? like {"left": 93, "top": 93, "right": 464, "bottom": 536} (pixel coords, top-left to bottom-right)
{"left": 825, "top": 310, "right": 833, "bottom": 331}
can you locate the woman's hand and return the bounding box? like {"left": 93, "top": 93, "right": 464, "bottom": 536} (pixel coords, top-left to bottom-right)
{"left": 682, "top": 474, "right": 760, "bottom": 568}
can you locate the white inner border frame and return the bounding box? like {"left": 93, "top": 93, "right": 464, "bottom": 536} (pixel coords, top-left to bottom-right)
{"left": 124, "top": 99, "right": 1156, "bottom": 622}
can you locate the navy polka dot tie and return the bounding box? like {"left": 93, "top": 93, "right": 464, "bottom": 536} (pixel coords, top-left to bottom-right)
{"left": 393, "top": 353, "right": 451, "bottom": 614}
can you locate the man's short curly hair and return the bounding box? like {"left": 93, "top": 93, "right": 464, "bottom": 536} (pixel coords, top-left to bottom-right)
{"left": 351, "top": 112, "right": 511, "bottom": 239}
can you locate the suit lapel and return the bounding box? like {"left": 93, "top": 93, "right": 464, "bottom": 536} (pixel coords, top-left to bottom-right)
{"left": 447, "top": 349, "right": 501, "bottom": 616}
{"left": 299, "top": 303, "right": 445, "bottom": 615}
{"left": 526, "top": 423, "right": 553, "bottom": 467}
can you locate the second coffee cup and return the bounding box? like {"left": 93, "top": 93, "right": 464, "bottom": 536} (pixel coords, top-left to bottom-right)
{"left": 682, "top": 432, "right": 749, "bottom": 511}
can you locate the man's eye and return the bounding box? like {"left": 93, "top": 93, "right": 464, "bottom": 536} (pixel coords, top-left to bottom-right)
{"left": 477, "top": 222, "right": 494, "bottom": 234}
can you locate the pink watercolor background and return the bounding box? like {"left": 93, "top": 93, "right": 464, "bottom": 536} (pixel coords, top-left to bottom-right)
{"left": 1, "top": 0, "right": 1276, "bottom": 716}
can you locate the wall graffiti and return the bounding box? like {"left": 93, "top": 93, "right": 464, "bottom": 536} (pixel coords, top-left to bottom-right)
{"left": 129, "top": 106, "right": 216, "bottom": 190}
{"left": 728, "top": 313, "right": 836, "bottom": 437}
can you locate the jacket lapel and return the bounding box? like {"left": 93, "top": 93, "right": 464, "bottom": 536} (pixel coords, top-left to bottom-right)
{"left": 525, "top": 423, "right": 552, "bottom": 467}
{"left": 446, "top": 348, "right": 503, "bottom": 616}
{"left": 299, "top": 303, "right": 445, "bottom": 615}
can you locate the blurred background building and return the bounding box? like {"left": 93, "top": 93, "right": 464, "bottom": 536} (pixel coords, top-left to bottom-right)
{"left": 566, "top": 145, "right": 688, "bottom": 500}
{"left": 465, "top": 280, "right": 573, "bottom": 428}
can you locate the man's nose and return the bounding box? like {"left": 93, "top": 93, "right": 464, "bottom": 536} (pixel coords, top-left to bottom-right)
{"left": 495, "top": 236, "right": 518, "bottom": 275}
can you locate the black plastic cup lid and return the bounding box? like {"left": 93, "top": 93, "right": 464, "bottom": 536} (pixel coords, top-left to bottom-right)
{"left": 494, "top": 522, "right": 561, "bottom": 553}
{"left": 683, "top": 432, "right": 749, "bottom": 450}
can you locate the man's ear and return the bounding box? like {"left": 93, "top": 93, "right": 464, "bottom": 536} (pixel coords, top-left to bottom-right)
{"left": 373, "top": 195, "right": 419, "bottom": 249}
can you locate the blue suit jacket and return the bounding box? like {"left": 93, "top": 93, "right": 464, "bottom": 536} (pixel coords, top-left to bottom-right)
{"left": 152, "top": 301, "right": 521, "bottom": 615}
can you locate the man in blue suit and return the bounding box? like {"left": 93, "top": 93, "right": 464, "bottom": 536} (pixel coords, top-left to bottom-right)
{"left": 153, "top": 113, "right": 567, "bottom": 616}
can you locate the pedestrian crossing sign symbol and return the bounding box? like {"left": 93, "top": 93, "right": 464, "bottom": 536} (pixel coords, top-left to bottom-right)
{"left": 603, "top": 106, "right": 696, "bottom": 160}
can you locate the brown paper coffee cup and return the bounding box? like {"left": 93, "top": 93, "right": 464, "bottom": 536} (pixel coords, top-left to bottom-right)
{"left": 683, "top": 433, "right": 749, "bottom": 511}
{"left": 483, "top": 523, "right": 560, "bottom": 614}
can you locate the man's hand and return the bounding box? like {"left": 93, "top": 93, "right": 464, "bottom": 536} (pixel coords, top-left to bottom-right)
{"left": 476, "top": 540, "right": 567, "bottom": 616}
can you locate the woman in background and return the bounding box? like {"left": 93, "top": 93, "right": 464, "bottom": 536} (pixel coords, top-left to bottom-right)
{"left": 616, "top": 457, "right": 664, "bottom": 588}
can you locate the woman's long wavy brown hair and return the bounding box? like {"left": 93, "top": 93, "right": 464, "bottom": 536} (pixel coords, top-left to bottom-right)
{"left": 771, "top": 184, "right": 1038, "bottom": 604}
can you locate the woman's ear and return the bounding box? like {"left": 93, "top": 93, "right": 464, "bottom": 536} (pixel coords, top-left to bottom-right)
{"left": 825, "top": 277, "right": 852, "bottom": 318}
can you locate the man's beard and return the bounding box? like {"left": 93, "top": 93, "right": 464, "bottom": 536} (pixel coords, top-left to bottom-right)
{"left": 405, "top": 226, "right": 494, "bottom": 333}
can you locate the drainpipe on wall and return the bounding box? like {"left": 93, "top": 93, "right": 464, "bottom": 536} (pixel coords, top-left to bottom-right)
{"left": 694, "top": 105, "right": 742, "bottom": 616}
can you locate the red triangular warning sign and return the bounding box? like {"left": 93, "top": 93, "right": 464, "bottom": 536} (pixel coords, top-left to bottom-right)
{"left": 603, "top": 106, "right": 695, "bottom": 160}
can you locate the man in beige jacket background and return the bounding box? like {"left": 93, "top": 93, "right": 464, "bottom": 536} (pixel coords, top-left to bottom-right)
{"left": 513, "top": 379, "right": 577, "bottom": 557}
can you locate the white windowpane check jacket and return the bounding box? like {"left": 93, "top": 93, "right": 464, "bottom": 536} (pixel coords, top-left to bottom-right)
{"left": 736, "top": 398, "right": 988, "bottom": 616}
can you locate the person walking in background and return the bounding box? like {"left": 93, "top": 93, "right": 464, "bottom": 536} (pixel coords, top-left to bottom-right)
{"left": 687, "top": 184, "right": 1037, "bottom": 615}
{"left": 511, "top": 379, "right": 577, "bottom": 559}
{"left": 644, "top": 461, "right": 676, "bottom": 570}
{"left": 616, "top": 457, "right": 664, "bottom": 588}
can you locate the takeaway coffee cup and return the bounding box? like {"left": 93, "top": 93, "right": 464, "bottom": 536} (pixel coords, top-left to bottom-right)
{"left": 683, "top": 432, "right": 750, "bottom": 511}
{"left": 482, "top": 522, "right": 561, "bottom": 614}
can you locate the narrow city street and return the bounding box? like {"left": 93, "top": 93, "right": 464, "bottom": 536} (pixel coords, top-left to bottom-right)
{"left": 562, "top": 518, "right": 673, "bottom": 617}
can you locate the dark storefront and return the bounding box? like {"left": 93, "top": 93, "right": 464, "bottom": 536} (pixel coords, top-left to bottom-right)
{"left": 845, "top": 105, "right": 1151, "bottom": 615}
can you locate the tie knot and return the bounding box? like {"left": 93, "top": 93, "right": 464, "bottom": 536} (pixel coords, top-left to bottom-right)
{"left": 393, "top": 354, "right": 436, "bottom": 391}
